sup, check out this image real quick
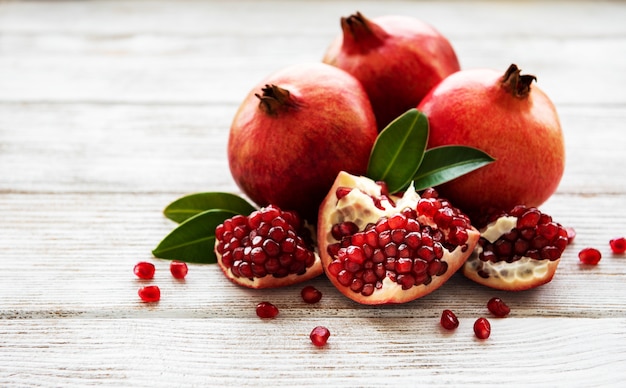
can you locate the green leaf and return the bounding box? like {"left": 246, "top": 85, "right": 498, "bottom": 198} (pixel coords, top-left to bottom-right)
{"left": 366, "top": 109, "right": 429, "bottom": 194}
{"left": 152, "top": 209, "right": 237, "bottom": 263}
{"left": 163, "top": 192, "right": 256, "bottom": 223}
{"left": 412, "top": 145, "right": 496, "bottom": 191}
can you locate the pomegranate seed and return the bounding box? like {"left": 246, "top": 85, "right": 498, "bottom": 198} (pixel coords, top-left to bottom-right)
{"left": 138, "top": 285, "right": 160, "bottom": 302}
{"left": 309, "top": 326, "right": 331, "bottom": 347}
{"left": 487, "top": 297, "right": 510, "bottom": 317}
{"left": 473, "top": 317, "right": 491, "bottom": 339}
{"left": 565, "top": 227, "right": 576, "bottom": 244}
{"left": 169, "top": 261, "right": 188, "bottom": 279}
{"left": 440, "top": 309, "right": 459, "bottom": 330}
{"left": 609, "top": 237, "right": 626, "bottom": 254}
{"left": 301, "top": 285, "right": 322, "bottom": 304}
{"left": 578, "top": 247, "right": 602, "bottom": 265}
{"left": 256, "top": 301, "right": 279, "bottom": 319}
{"left": 133, "top": 262, "right": 155, "bottom": 279}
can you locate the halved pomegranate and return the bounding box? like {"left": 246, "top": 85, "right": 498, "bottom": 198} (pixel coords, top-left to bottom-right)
{"left": 318, "top": 172, "right": 479, "bottom": 305}
{"left": 462, "top": 205, "right": 569, "bottom": 291}
{"left": 215, "top": 205, "right": 323, "bottom": 288}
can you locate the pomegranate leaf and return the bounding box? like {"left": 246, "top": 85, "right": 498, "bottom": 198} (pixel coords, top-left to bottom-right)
{"left": 152, "top": 209, "right": 237, "bottom": 263}
{"left": 412, "top": 145, "right": 495, "bottom": 191}
{"left": 367, "top": 109, "right": 428, "bottom": 193}
{"left": 164, "top": 192, "right": 256, "bottom": 223}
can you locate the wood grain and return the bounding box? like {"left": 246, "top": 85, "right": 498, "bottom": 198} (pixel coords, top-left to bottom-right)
{"left": 1, "top": 0, "right": 625, "bottom": 386}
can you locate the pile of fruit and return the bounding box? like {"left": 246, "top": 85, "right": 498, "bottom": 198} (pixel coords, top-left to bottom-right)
{"left": 143, "top": 12, "right": 624, "bottom": 342}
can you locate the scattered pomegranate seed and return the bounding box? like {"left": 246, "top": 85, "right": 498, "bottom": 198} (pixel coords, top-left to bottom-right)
{"left": 310, "top": 326, "right": 331, "bottom": 347}
{"left": 256, "top": 301, "right": 279, "bottom": 319}
{"left": 170, "top": 260, "right": 189, "bottom": 279}
{"left": 473, "top": 317, "right": 491, "bottom": 339}
{"left": 578, "top": 247, "right": 602, "bottom": 265}
{"left": 609, "top": 237, "right": 626, "bottom": 254}
{"left": 301, "top": 285, "right": 323, "bottom": 304}
{"left": 487, "top": 297, "right": 510, "bottom": 317}
{"left": 440, "top": 309, "right": 459, "bottom": 330}
{"left": 565, "top": 227, "right": 576, "bottom": 244}
{"left": 138, "top": 285, "right": 161, "bottom": 302}
{"left": 133, "top": 261, "right": 155, "bottom": 279}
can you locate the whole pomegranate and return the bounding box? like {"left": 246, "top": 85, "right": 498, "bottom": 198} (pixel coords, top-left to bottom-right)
{"left": 418, "top": 64, "right": 565, "bottom": 218}
{"left": 228, "top": 63, "right": 378, "bottom": 222}
{"left": 317, "top": 172, "right": 479, "bottom": 305}
{"left": 323, "top": 12, "right": 460, "bottom": 131}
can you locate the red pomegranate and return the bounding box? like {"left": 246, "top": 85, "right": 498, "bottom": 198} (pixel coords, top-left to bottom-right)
{"left": 228, "top": 63, "right": 378, "bottom": 222}
{"left": 323, "top": 12, "right": 460, "bottom": 131}
{"left": 317, "top": 172, "right": 479, "bottom": 305}
{"left": 418, "top": 64, "right": 565, "bottom": 218}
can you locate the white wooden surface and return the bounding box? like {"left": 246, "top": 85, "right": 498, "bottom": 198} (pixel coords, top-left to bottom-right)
{"left": 1, "top": 1, "right": 626, "bottom": 386}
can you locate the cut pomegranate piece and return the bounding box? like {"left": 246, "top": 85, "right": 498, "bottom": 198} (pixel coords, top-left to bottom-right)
{"left": 215, "top": 205, "right": 322, "bottom": 289}
{"left": 462, "top": 205, "right": 568, "bottom": 291}
{"left": 256, "top": 301, "right": 279, "bottom": 319}
{"left": 317, "top": 172, "right": 479, "bottom": 305}
{"left": 169, "top": 261, "right": 188, "bottom": 279}
{"left": 309, "top": 326, "right": 331, "bottom": 347}
{"left": 134, "top": 261, "right": 155, "bottom": 280}
{"left": 473, "top": 317, "right": 491, "bottom": 339}
{"left": 609, "top": 237, "right": 626, "bottom": 254}
{"left": 440, "top": 309, "right": 459, "bottom": 330}
{"left": 138, "top": 285, "right": 161, "bottom": 303}
{"left": 487, "top": 297, "right": 510, "bottom": 317}
{"left": 578, "top": 248, "right": 602, "bottom": 265}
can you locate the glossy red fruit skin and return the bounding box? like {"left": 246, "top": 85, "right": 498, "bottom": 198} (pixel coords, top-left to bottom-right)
{"left": 310, "top": 326, "right": 331, "bottom": 347}
{"left": 134, "top": 262, "right": 155, "bottom": 279}
{"left": 170, "top": 261, "right": 188, "bottom": 279}
{"left": 418, "top": 65, "right": 565, "bottom": 218}
{"left": 228, "top": 63, "right": 378, "bottom": 222}
{"left": 474, "top": 317, "right": 491, "bottom": 340}
{"left": 578, "top": 248, "right": 602, "bottom": 265}
{"left": 323, "top": 12, "right": 460, "bottom": 131}
{"left": 610, "top": 237, "right": 626, "bottom": 254}
{"left": 440, "top": 309, "right": 459, "bottom": 330}
{"left": 138, "top": 285, "right": 160, "bottom": 302}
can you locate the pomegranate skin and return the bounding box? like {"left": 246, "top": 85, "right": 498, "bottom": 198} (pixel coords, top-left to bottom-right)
{"left": 323, "top": 13, "right": 460, "bottom": 131}
{"left": 228, "top": 63, "right": 378, "bottom": 222}
{"left": 418, "top": 65, "right": 565, "bottom": 217}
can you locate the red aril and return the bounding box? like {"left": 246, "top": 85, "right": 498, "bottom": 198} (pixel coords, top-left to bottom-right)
{"left": 310, "top": 326, "right": 331, "bottom": 347}
{"left": 228, "top": 63, "right": 377, "bottom": 222}
{"left": 474, "top": 317, "right": 491, "bottom": 339}
{"left": 610, "top": 237, "right": 626, "bottom": 254}
{"left": 578, "top": 248, "right": 602, "bottom": 265}
{"left": 256, "top": 302, "right": 279, "bottom": 319}
{"left": 134, "top": 262, "right": 155, "bottom": 280}
{"left": 463, "top": 205, "right": 568, "bottom": 291}
{"left": 418, "top": 64, "right": 565, "bottom": 219}
{"left": 138, "top": 285, "right": 160, "bottom": 303}
{"left": 301, "top": 285, "right": 323, "bottom": 304}
{"left": 317, "top": 172, "right": 479, "bottom": 305}
{"left": 440, "top": 310, "right": 459, "bottom": 330}
{"left": 170, "top": 261, "right": 188, "bottom": 279}
{"left": 487, "top": 297, "right": 510, "bottom": 317}
{"left": 323, "top": 12, "right": 460, "bottom": 131}
{"left": 215, "top": 206, "right": 322, "bottom": 289}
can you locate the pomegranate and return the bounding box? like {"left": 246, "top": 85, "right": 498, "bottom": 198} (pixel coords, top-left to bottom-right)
{"left": 256, "top": 301, "right": 279, "bottom": 319}
{"left": 463, "top": 205, "right": 569, "bottom": 291}
{"left": 301, "top": 285, "right": 323, "bottom": 304}
{"left": 440, "top": 309, "right": 459, "bottom": 330}
{"left": 138, "top": 285, "right": 161, "bottom": 303}
{"left": 418, "top": 64, "right": 565, "bottom": 218}
{"left": 215, "top": 205, "right": 322, "bottom": 289}
{"left": 487, "top": 297, "right": 510, "bottom": 317}
{"left": 133, "top": 262, "right": 155, "bottom": 280}
{"left": 578, "top": 248, "right": 602, "bottom": 265}
{"left": 310, "top": 326, "right": 331, "bottom": 347}
{"left": 317, "top": 171, "right": 479, "bottom": 305}
{"left": 323, "top": 12, "right": 460, "bottom": 131}
{"left": 473, "top": 317, "right": 491, "bottom": 339}
{"left": 228, "top": 63, "right": 378, "bottom": 222}
{"left": 610, "top": 237, "right": 626, "bottom": 254}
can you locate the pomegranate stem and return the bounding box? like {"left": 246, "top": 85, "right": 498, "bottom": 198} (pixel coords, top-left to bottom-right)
{"left": 500, "top": 64, "right": 537, "bottom": 98}
{"left": 341, "top": 12, "right": 388, "bottom": 54}
{"left": 255, "top": 84, "right": 298, "bottom": 115}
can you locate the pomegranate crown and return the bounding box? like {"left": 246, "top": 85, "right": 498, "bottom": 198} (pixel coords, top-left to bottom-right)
{"left": 501, "top": 64, "right": 537, "bottom": 98}
{"left": 255, "top": 84, "right": 300, "bottom": 115}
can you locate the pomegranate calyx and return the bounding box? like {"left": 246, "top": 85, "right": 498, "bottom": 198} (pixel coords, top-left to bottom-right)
{"left": 500, "top": 64, "right": 537, "bottom": 99}
{"left": 340, "top": 12, "right": 389, "bottom": 54}
{"left": 255, "top": 84, "right": 300, "bottom": 115}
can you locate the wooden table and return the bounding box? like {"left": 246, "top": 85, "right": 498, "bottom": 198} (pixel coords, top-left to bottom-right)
{"left": 1, "top": 1, "right": 625, "bottom": 386}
